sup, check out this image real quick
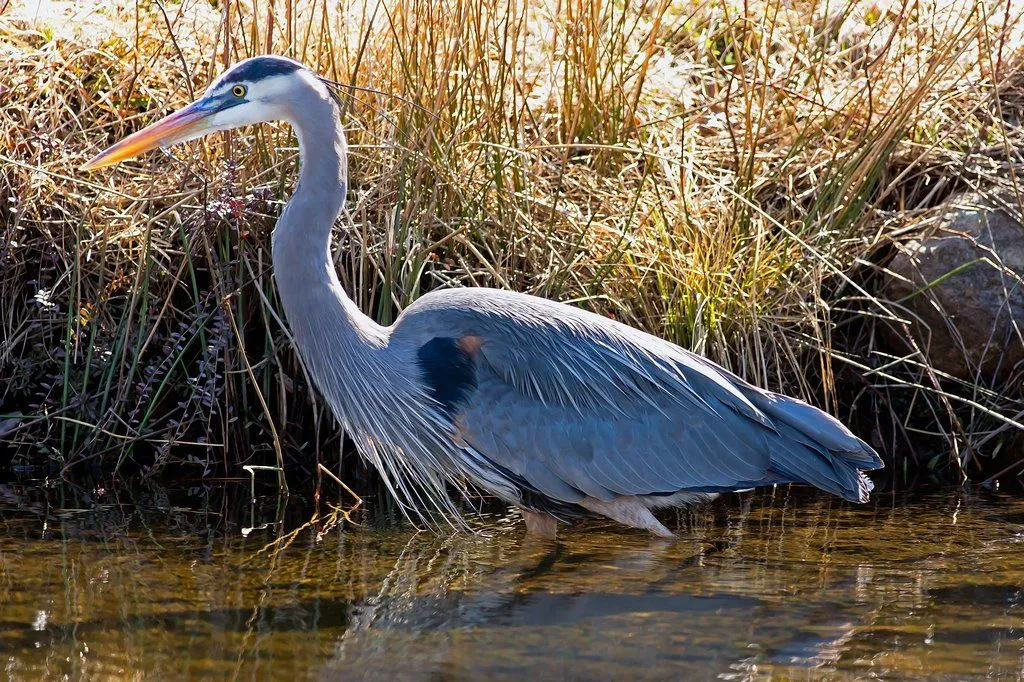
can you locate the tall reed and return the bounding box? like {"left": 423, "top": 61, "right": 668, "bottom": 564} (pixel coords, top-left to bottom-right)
{"left": 0, "top": 0, "right": 1021, "bottom": 486}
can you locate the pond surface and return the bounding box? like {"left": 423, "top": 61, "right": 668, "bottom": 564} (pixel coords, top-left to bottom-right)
{"left": 1, "top": 486, "right": 1022, "bottom": 680}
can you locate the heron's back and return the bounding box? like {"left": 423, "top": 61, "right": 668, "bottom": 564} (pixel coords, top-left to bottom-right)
{"left": 391, "top": 287, "right": 882, "bottom": 510}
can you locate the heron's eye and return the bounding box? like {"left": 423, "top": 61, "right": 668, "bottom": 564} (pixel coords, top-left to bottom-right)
{"left": 231, "top": 85, "right": 247, "bottom": 98}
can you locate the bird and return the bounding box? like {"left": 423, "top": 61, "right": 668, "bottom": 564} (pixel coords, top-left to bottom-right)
{"left": 82, "top": 55, "right": 883, "bottom": 538}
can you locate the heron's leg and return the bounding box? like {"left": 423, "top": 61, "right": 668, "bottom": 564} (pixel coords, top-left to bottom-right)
{"left": 520, "top": 508, "right": 558, "bottom": 538}
{"left": 579, "top": 496, "right": 675, "bottom": 538}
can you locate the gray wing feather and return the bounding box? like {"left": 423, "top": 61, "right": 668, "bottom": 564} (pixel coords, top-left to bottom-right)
{"left": 392, "top": 288, "right": 882, "bottom": 505}
{"left": 456, "top": 369, "right": 769, "bottom": 501}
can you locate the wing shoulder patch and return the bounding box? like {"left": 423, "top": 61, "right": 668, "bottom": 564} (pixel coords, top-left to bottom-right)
{"left": 416, "top": 337, "right": 478, "bottom": 415}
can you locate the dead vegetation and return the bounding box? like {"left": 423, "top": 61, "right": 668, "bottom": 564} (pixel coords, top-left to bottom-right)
{"left": 1, "top": 0, "right": 1022, "bottom": 489}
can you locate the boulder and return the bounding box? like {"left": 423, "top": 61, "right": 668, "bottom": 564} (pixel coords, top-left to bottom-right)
{"left": 883, "top": 189, "right": 1024, "bottom": 384}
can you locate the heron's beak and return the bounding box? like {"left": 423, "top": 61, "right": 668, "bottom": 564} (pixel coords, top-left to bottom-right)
{"left": 81, "top": 99, "right": 217, "bottom": 170}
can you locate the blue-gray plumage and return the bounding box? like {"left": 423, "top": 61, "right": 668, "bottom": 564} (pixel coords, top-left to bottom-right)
{"left": 83, "top": 55, "right": 884, "bottom": 538}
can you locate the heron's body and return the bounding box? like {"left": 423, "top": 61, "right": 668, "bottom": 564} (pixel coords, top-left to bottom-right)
{"left": 84, "top": 56, "right": 883, "bottom": 537}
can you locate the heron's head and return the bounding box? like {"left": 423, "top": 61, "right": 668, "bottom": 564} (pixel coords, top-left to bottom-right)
{"left": 82, "top": 55, "right": 330, "bottom": 170}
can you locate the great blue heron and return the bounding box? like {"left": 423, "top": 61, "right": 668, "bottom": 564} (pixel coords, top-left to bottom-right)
{"left": 83, "top": 56, "right": 883, "bottom": 538}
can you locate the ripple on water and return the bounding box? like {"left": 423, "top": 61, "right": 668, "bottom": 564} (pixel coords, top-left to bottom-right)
{"left": 0, "top": 487, "right": 1022, "bottom": 680}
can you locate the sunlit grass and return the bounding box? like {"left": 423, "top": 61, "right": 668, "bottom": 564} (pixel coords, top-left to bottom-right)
{"left": 1, "top": 0, "right": 1022, "bottom": 485}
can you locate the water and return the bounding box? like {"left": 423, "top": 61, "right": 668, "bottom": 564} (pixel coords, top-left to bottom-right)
{"left": 1, "top": 486, "right": 1022, "bottom": 680}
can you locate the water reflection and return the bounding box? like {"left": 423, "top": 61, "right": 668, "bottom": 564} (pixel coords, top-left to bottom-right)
{"left": 1, "top": 486, "right": 1022, "bottom": 679}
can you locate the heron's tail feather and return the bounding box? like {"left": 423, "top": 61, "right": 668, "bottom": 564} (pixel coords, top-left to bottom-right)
{"left": 742, "top": 390, "right": 883, "bottom": 503}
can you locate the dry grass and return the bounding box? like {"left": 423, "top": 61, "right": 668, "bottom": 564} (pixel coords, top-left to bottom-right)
{"left": 1, "top": 0, "right": 1022, "bottom": 489}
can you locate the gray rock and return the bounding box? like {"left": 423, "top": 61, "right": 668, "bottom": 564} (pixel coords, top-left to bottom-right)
{"left": 884, "top": 189, "right": 1024, "bottom": 384}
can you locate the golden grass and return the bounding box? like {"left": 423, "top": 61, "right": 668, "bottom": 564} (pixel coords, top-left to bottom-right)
{"left": 1, "top": 0, "right": 1022, "bottom": 485}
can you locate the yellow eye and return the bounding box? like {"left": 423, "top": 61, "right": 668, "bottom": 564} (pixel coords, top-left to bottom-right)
{"left": 231, "top": 85, "right": 247, "bottom": 98}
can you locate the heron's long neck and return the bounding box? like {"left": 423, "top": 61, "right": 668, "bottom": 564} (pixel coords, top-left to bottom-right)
{"left": 267, "top": 80, "right": 475, "bottom": 517}
{"left": 271, "top": 90, "right": 388, "bottom": 402}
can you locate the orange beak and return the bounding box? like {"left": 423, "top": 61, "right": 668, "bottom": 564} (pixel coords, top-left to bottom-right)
{"left": 81, "top": 100, "right": 215, "bottom": 170}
